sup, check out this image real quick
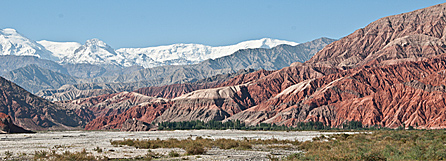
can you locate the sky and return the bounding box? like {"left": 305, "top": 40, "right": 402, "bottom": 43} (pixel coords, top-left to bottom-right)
{"left": 1, "top": 1, "right": 444, "bottom": 48}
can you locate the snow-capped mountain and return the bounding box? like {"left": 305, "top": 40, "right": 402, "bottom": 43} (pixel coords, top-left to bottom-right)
{"left": 37, "top": 40, "right": 81, "bottom": 59}
{"left": 59, "top": 38, "right": 133, "bottom": 66}
{"left": 1, "top": 28, "right": 299, "bottom": 68}
{"left": 0, "top": 28, "right": 58, "bottom": 61}
{"left": 117, "top": 38, "right": 299, "bottom": 68}
{"left": 39, "top": 37, "right": 298, "bottom": 68}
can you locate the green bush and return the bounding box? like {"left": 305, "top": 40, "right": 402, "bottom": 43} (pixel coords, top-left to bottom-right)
{"left": 168, "top": 150, "right": 180, "bottom": 157}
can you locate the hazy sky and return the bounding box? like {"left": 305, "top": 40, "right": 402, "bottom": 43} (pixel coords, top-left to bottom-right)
{"left": 1, "top": 1, "right": 444, "bottom": 48}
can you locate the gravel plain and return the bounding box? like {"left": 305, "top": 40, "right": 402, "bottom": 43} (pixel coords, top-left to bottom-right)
{"left": 0, "top": 130, "right": 354, "bottom": 160}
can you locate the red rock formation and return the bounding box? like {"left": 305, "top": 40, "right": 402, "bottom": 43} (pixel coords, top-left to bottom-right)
{"left": 0, "top": 112, "right": 34, "bottom": 133}
{"left": 85, "top": 101, "right": 172, "bottom": 130}
{"left": 59, "top": 92, "right": 168, "bottom": 122}
{"left": 230, "top": 56, "right": 446, "bottom": 128}
{"left": 308, "top": 3, "right": 446, "bottom": 68}
{"left": 85, "top": 3, "right": 446, "bottom": 130}
{"left": 0, "top": 77, "right": 84, "bottom": 131}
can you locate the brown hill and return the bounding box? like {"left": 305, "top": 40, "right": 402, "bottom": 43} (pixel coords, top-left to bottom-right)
{"left": 0, "top": 77, "right": 84, "bottom": 131}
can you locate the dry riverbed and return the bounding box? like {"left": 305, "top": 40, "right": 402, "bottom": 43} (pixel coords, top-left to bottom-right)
{"left": 0, "top": 130, "right": 354, "bottom": 160}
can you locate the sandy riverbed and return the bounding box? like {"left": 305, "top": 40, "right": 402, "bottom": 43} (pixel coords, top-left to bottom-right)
{"left": 0, "top": 130, "right": 354, "bottom": 160}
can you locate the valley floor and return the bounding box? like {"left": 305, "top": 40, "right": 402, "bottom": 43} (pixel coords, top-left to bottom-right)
{"left": 0, "top": 130, "right": 353, "bottom": 160}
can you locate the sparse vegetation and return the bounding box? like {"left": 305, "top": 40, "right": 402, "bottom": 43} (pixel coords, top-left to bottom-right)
{"left": 110, "top": 136, "right": 300, "bottom": 155}
{"left": 32, "top": 149, "right": 106, "bottom": 161}
{"left": 287, "top": 130, "right": 446, "bottom": 160}
{"left": 4, "top": 150, "right": 13, "bottom": 160}
{"left": 168, "top": 150, "right": 180, "bottom": 157}
{"left": 93, "top": 146, "right": 103, "bottom": 153}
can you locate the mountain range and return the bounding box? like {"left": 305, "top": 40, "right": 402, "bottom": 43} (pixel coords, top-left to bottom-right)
{"left": 3, "top": 37, "right": 333, "bottom": 97}
{"left": 0, "top": 28, "right": 299, "bottom": 68}
{"left": 0, "top": 28, "right": 333, "bottom": 97}
{"left": 2, "top": 2, "right": 445, "bottom": 132}
{"left": 83, "top": 3, "right": 446, "bottom": 130}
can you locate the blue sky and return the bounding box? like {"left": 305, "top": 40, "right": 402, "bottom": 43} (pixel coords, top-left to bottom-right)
{"left": 1, "top": 1, "right": 444, "bottom": 48}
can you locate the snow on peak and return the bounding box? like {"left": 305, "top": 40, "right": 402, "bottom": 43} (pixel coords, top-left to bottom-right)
{"left": 59, "top": 38, "right": 132, "bottom": 66}
{"left": 1, "top": 28, "right": 18, "bottom": 34}
{"left": 37, "top": 40, "right": 81, "bottom": 59}
{"left": 116, "top": 38, "right": 299, "bottom": 68}
{"left": 85, "top": 38, "right": 108, "bottom": 47}
{"left": 1, "top": 29, "right": 299, "bottom": 68}
{"left": 238, "top": 38, "right": 299, "bottom": 49}
{"left": 0, "top": 28, "right": 58, "bottom": 61}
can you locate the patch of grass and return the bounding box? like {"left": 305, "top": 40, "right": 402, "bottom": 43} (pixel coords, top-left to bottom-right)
{"left": 292, "top": 130, "right": 446, "bottom": 160}
{"left": 184, "top": 142, "right": 206, "bottom": 155}
{"left": 32, "top": 149, "right": 109, "bottom": 161}
{"left": 168, "top": 150, "right": 180, "bottom": 157}
{"left": 110, "top": 137, "right": 300, "bottom": 155}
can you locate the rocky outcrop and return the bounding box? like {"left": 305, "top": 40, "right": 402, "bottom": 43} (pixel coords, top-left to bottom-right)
{"left": 0, "top": 77, "right": 85, "bottom": 131}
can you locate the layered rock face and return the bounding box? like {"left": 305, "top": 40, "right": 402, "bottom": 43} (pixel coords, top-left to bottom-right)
{"left": 134, "top": 69, "right": 257, "bottom": 99}
{"left": 0, "top": 77, "right": 84, "bottom": 131}
{"left": 229, "top": 56, "right": 446, "bottom": 128}
{"left": 0, "top": 112, "right": 34, "bottom": 133}
{"left": 58, "top": 92, "right": 168, "bottom": 123}
{"left": 85, "top": 101, "right": 172, "bottom": 130}
{"left": 308, "top": 3, "right": 446, "bottom": 68}
{"left": 85, "top": 3, "right": 446, "bottom": 130}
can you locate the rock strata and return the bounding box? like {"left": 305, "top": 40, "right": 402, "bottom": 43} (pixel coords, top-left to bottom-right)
{"left": 84, "top": 3, "right": 446, "bottom": 130}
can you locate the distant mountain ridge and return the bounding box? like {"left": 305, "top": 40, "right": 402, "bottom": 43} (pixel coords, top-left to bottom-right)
{"left": 0, "top": 28, "right": 300, "bottom": 68}
{"left": 0, "top": 28, "right": 333, "bottom": 96}
{"left": 41, "top": 38, "right": 299, "bottom": 68}
{"left": 34, "top": 37, "right": 334, "bottom": 100}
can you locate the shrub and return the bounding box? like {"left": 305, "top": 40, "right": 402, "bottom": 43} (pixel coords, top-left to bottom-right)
{"left": 184, "top": 143, "right": 206, "bottom": 155}
{"left": 93, "top": 147, "right": 103, "bottom": 153}
{"left": 168, "top": 150, "right": 180, "bottom": 157}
